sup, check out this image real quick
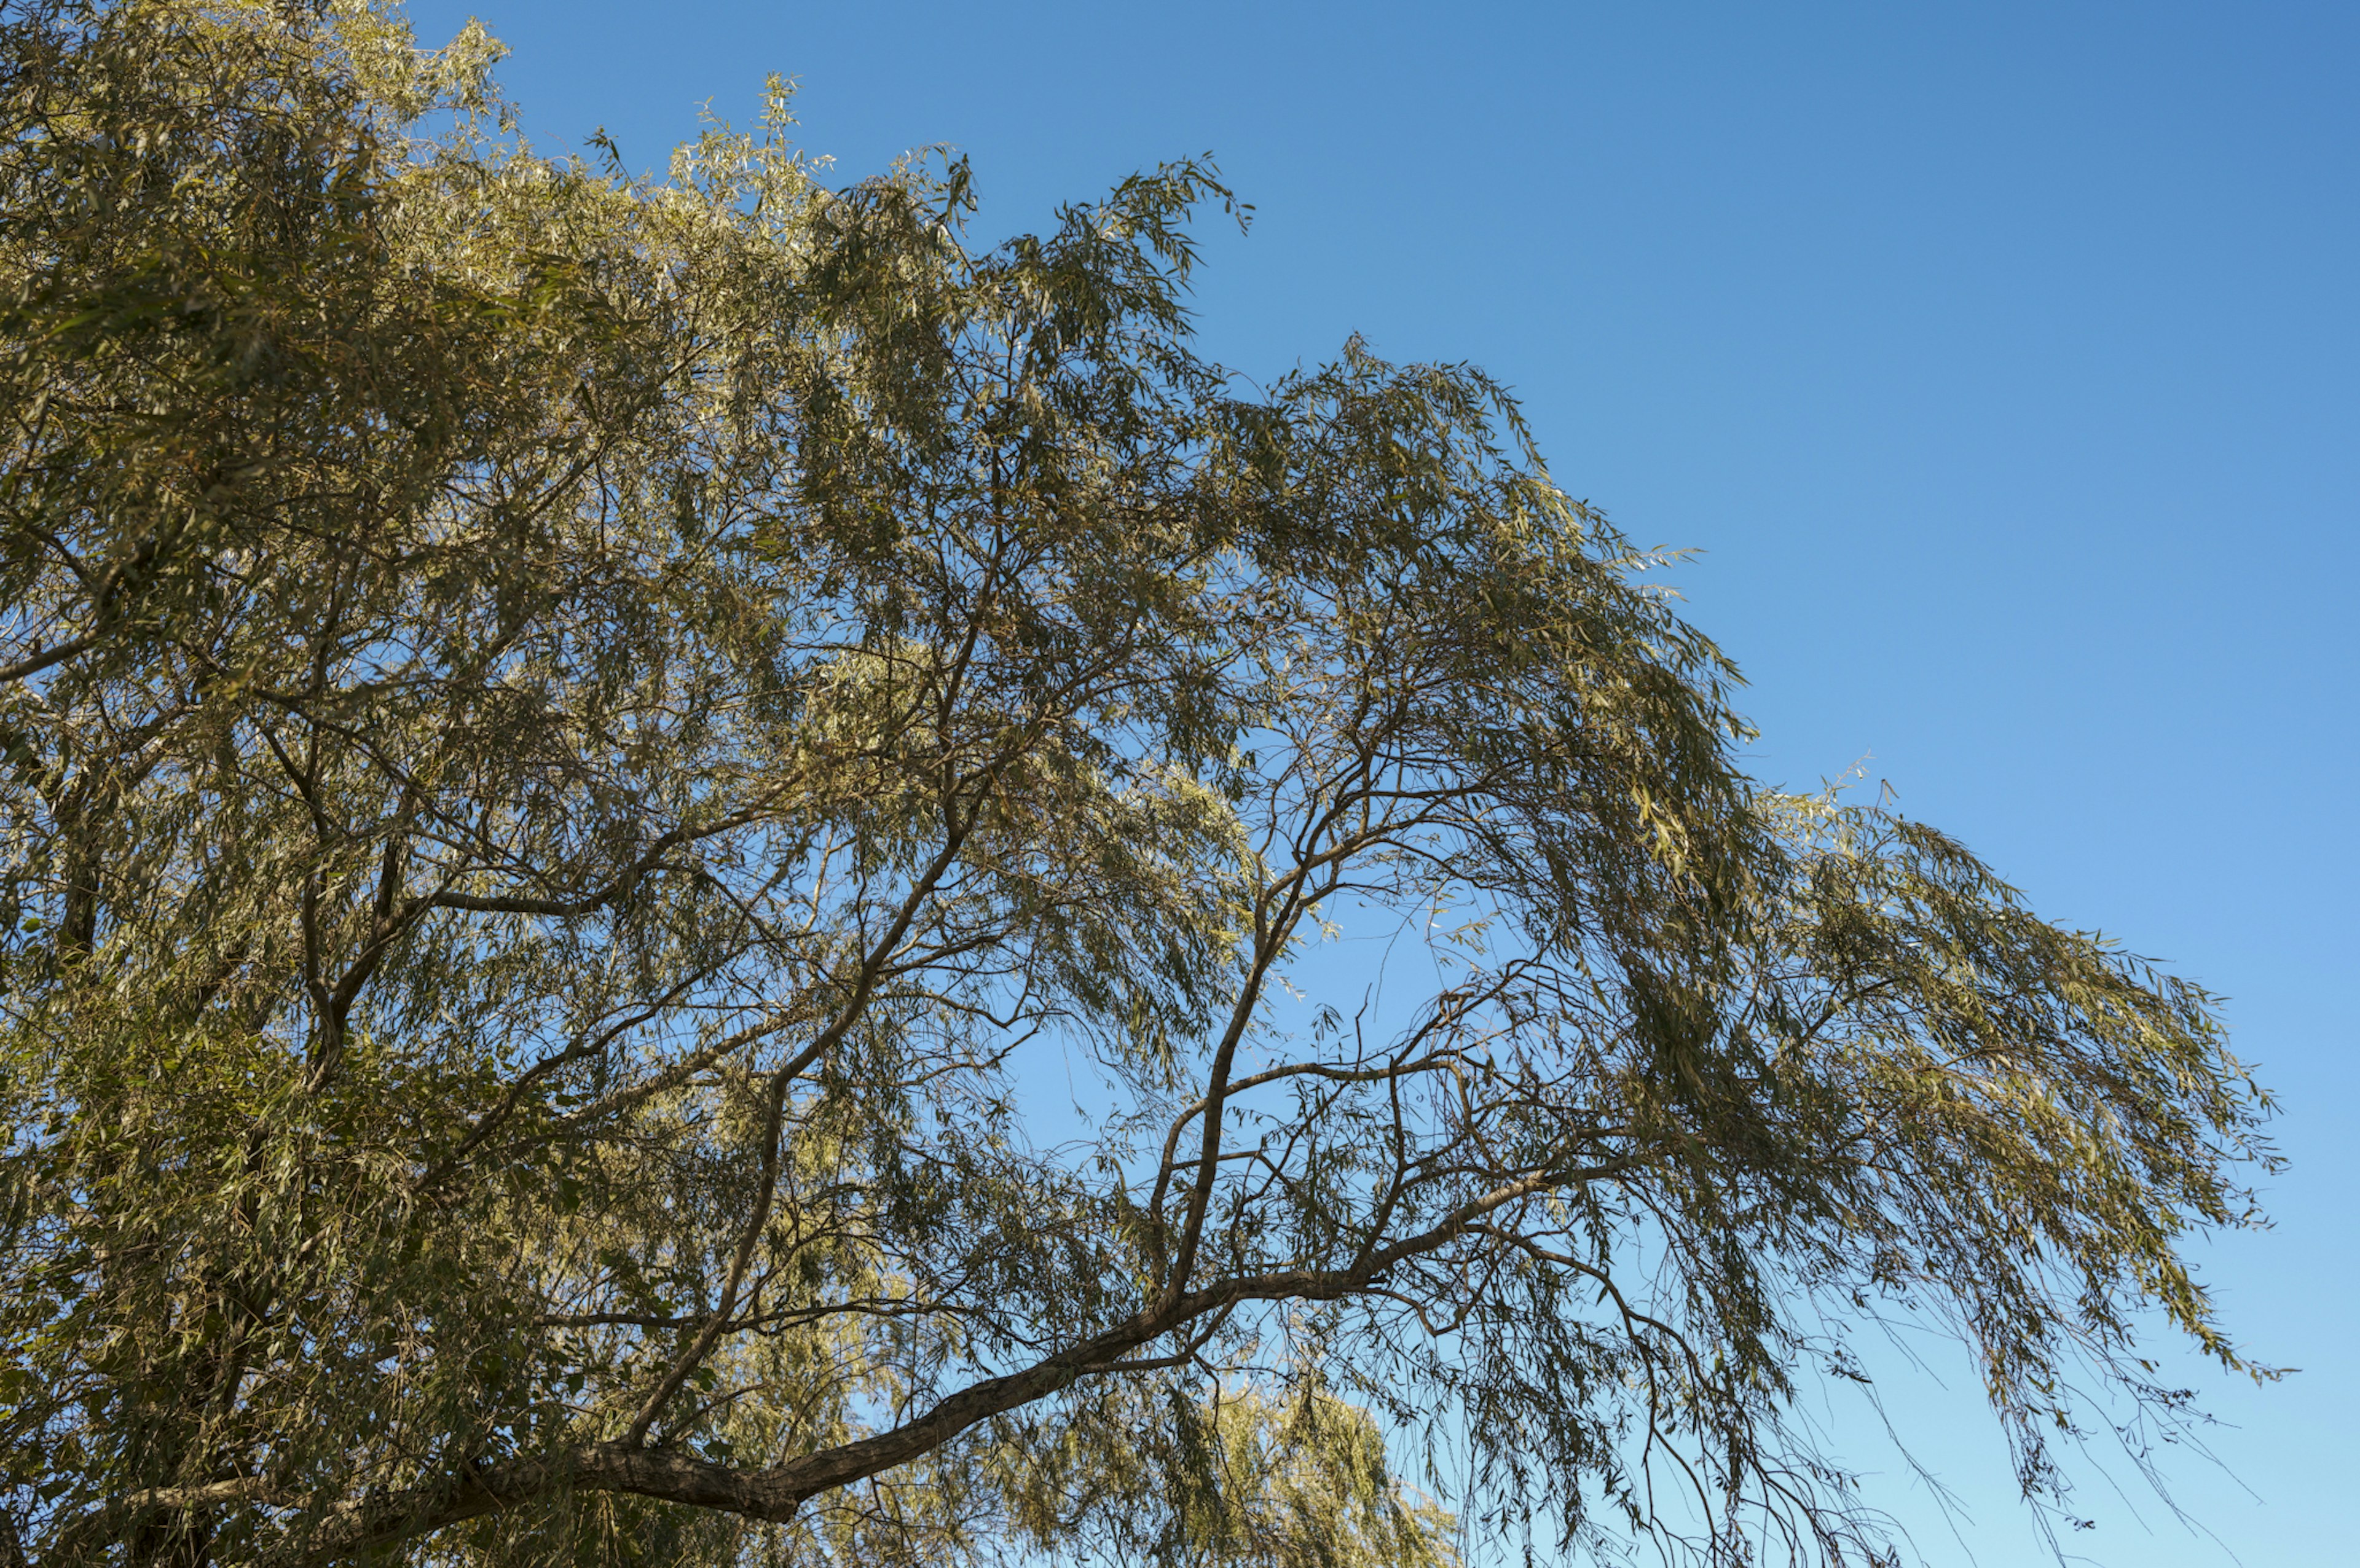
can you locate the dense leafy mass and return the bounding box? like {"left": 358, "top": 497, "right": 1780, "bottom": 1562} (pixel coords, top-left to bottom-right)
{"left": 0, "top": 4, "right": 2277, "bottom": 1566}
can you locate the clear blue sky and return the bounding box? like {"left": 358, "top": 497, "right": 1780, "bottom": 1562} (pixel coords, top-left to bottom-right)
{"left": 401, "top": 2, "right": 2358, "bottom": 1561}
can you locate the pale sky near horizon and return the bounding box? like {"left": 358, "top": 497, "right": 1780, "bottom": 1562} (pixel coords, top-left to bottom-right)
{"left": 400, "top": 3, "right": 2359, "bottom": 1562}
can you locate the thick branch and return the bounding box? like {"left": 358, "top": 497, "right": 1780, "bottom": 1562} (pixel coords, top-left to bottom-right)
{"left": 307, "top": 1156, "right": 1626, "bottom": 1562}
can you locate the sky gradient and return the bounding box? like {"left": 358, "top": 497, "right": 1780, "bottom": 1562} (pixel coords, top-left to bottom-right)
{"left": 399, "top": 3, "right": 2359, "bottom": 1561}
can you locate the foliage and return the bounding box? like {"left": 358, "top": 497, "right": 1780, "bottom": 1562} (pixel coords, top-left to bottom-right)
{"left": 0, "top": 3, "right": 2277, "bottom": 1565}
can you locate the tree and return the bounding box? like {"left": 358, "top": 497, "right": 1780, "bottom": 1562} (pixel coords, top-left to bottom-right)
{"left": 0, "top": 3, "right": 2278, "bottom": 1565}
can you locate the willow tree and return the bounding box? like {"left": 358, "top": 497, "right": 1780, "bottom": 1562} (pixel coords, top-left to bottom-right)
{"left": 0, "top": 4, "right": 2277, "bottom": 1566}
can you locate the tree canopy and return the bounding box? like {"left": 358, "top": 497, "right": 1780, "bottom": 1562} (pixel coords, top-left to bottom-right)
{"left": 0, "top": 4, "right": 2278, "bottom": 1566}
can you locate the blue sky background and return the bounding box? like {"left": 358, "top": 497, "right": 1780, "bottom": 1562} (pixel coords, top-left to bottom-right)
{"left": 400, "top": 3, "right": 2358, "bottom": 1561}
